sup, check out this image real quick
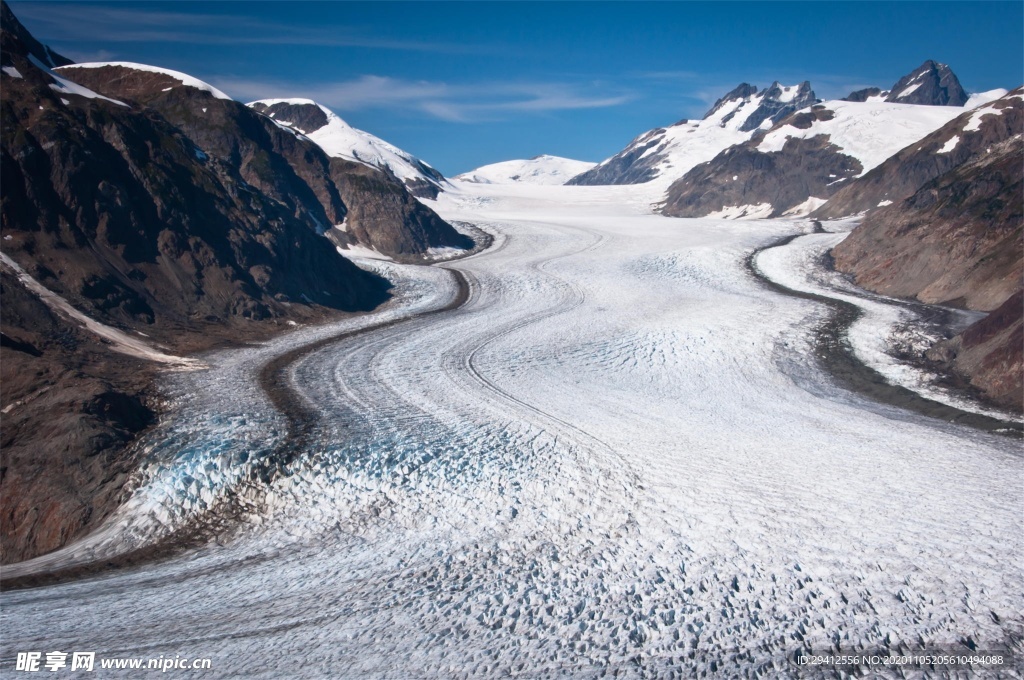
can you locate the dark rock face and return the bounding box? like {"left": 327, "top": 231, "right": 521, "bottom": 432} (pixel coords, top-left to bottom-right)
{"left": 1, "top": 269, "right": 157, "bottom": 563}
{"left": 738, "top": 81, "right": 816, "bottom": 132}
{"left": 926, "top": 291, "right": 1023, "bottom": 412}
{"left": 815, "top": 88, "right": 1023, "bottom": 219}
{"left": 328, "top": 157, "right": 473, "bottom": 257}
{"left": 885, "top": 60, "right": 969, "bottom": 106}
{"left": 60, "top": 66, "right": 467, "bottom": 256}
{"left": 0, "top": 0, "right": 70, "bottom": 67}
{"left": 842, "top": 87, "right": 884, "bottom": 102}
{"left": 250, "top": 100, "right": 330, "bottom": 134}
{"left": 832, "top": 134, "right": 1022, "bottom": 312}
{"left": 661, "top": 109, "right": 862, "bottom": 218}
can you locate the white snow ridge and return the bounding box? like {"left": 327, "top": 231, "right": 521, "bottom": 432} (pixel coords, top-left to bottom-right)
{"left": 455, "top": 155, "right": 597, "bottom": 185}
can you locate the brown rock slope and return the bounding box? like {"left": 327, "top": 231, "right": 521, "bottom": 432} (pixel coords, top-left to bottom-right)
{"left": 832, "top": 135, "right": 1022, "bottom": 411}
{"left": 832, "top": 135, "right": 1022, "bottom": 311}
{"left": 925, "top": 291, "right": 1023, "bottom": 411}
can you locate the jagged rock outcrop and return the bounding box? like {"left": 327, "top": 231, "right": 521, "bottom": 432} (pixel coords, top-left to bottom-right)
{"left": 842, "top": 87, "right": 885, "bottom": 102}
{"left": 702, "top": 83, "right": 759, "bottom": 121}
{"left": 567, "top": 81, "right": 817, "bottom": 186}
{"left": 737, "top": 81, "right": 816, "bottom": 132}
{"left": 0, "top": 0, "right": 70, "bottom": 67}
{"left": 662, "top": 64, "right": 992, "bottom": 220}
{"left": 661, "top": 128, "right": 862, "bottom": 218}
{"left": 885, "top": 59, "right": 969, "bottom": 106}
{"left": 814, "top": 88, "right": 1023, "bottom": 219}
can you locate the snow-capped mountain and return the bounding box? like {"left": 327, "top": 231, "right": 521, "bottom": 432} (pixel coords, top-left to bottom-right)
{"left": 455, "top": 155, "right": 596, "bottom": 185}
{"left": 567, "top": 81, "right": 816, "bottom": 186}
{"left": 249, "top": 99, "right": 448, "bottom": 198}
{"left": 660, "top": 62, "right": 1004, "bottom": 219}
{"left": 816, "top": 87, "right": 1021, "bottom": 218}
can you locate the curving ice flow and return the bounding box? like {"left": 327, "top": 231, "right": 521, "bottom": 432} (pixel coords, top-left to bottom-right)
{"left": 2, "top": 183, "right": 1021, "bottom": 677}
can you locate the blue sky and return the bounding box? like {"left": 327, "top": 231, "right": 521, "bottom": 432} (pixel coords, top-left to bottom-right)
{"left": 11, "top": 1, "right": 1024, "bottom": 175}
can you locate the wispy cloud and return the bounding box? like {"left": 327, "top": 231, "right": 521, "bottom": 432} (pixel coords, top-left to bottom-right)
{"left": 213, "top": 75, "right": 633, "bottom": 123}
{"left": 11, "top": 3, "right": 487, "bottom": 54}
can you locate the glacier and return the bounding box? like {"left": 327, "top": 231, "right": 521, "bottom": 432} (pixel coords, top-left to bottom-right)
{"left": 2, "top": 182, "right": 1020, "bottom": 678}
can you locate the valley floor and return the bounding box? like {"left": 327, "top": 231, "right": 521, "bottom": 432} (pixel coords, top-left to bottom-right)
{"left": 2, "top": 183, "right": 1021, "bottom": 677}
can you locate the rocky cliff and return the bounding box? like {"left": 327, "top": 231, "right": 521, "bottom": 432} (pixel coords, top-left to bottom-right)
{"left": 832, "top": 134, "right": 1021, "bottom": 312}
{"left": 885, "top": 60, "right": 969, "bottom": 106}
{"left": 926, "top": 291, "right": 1022, "bottom": 412}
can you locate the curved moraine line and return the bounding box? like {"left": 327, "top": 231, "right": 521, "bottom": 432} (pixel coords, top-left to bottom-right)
{"left": 749, "top": 230, "right": 1022, "bottom": 437}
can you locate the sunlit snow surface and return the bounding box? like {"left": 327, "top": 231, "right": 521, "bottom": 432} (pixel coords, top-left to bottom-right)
{"left": 2, "top": 183, "right": 1021, "bottom": 678}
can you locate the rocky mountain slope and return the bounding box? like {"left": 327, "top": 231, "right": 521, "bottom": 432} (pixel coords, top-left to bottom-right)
{"left": 455, "top": 155, "right": 596, "bottom": 185}
{"left": 814, "top": 88, "right": 1022, "bottom": 219}
{"left": 661, "top": 63, "right": 994, "bottom": 219}
{"left": 926, "top": 291, "right": 1022, "bottom": 412}
{"left": 3, "top": 2, "right": 472, "bottom": 562}
{"left": 832, "top": 135, "right": 1021, "bottom": 310}
{"left": 58, "top": 64, "right": 471, "bottom": 260}
{"left": 832, "top": 133, "right": 1022, "bottom": 411}
{"left": 249, "top": 98, "right": 449, "bottom": 199}
{"left": 567, "top": 81, "right": 816, "bottom": 186}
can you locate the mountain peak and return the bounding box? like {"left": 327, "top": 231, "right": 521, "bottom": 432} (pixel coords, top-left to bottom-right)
{"left": 702, "top": 83, "right": 759, "bottom": 120}
{"left": 885, "top": 60, "right": 968, "bottom": 106}
{"left": 739, "top": 80, "right": 816, "bottom": 131}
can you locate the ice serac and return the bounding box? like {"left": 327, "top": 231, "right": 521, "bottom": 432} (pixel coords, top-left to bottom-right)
{"left": 567, "top": 80, "right": 815, "bottom": 186}
{"left": 56, "top": 67, "right": 471, "bottom": 259}
{"left": 455, "top": 155, "right": 596, "bottom": 185}
{"left": 885, "top": 59, "right": 969, "bottom": 106}
{"left": 249, "top": 99, "right": 449, "bottom": 200}
{"left": 0, "top": 1, "right": 391, "bottom": 562}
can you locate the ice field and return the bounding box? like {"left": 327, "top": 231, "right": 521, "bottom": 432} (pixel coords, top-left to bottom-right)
{"left": 2, "top": 183, "right": 1021, "bottom": 677}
